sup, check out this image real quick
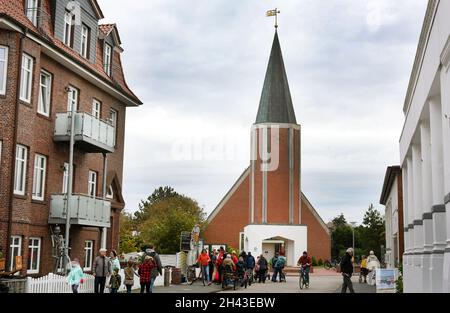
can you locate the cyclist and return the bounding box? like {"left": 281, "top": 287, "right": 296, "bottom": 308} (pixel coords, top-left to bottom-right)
{"left": 297, "top": 251, "right": 312, "bottom": 287}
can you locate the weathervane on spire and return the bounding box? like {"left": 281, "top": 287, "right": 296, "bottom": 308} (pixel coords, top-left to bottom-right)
{"left": 266, "top": 8, "right": 281, "bottom": 29}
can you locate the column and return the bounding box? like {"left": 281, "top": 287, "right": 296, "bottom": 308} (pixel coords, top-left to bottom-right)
{"left": 406, "top": 156, "right": 415, "bottom": 292}
{"left": 101, "top": 228, "right": 107, "bottom": 250}
{"left": 440, "top": 66, "right": 450, "bottom": 292}
{"left": 412, "top": 144, "right": 424, "bottom": 293}
{"left": 402, "top": 165, "right": 410, "bottom": 292}
{"left": 420, "top": 122, "right": 433, "bottom": 292}
{"left": 429, "top": 96, "right": 446, "bottom": 293}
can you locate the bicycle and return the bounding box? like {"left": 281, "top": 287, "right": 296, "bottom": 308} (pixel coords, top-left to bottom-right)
{"left": 299, "top": 266, "right": 309, "bottom": 290}
{"left": 188, "top": 265, "right": 206, "bottom": 286}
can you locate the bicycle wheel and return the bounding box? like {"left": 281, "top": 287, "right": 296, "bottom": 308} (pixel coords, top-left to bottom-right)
{"left": 299, "top": 273, "right": 303, "bottom": 290}
{"left": 324, "top": 262, "right": 331, "bottom": 270}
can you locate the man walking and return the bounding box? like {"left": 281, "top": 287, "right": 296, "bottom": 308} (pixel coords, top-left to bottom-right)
{"left": 145, "top": 245, "right": 162, "bottom": 290}
{"left": 93, "top": 248, "right": 112, "bottom": 293}
{"left": 340, "top": 248, "right": 355, "bottom": 293}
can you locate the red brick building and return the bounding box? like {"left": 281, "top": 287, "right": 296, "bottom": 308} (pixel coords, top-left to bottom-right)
{"left": 0, "top": 0, "right": 141, "bottom": 276}
{"left": 204, "top": 31, "right": 330, "bottom": 266}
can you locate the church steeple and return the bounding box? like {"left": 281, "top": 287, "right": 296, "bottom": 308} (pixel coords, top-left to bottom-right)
{"left": 255, "top": 31, "right": 297, "bottom": 124}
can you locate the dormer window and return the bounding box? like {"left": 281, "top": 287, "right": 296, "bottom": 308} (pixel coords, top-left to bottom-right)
{"left": 106, "top": 185, "right": 114, "bottom": 199}
{"left": 104, "top": 43, "right": 112, "bottom": 76}
{"left": 63, "top": 11, "right": 75, "bottom": 48}
{"left": 25, "top": 0, "right": 39, "bottom": 26}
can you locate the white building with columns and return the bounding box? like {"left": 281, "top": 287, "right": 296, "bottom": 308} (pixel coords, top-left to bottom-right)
{"left": 400, "top": 0, "right": 450, "bottom": 293}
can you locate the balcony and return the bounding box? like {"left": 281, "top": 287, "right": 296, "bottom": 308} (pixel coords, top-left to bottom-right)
{"left": 54, "top": 112, "right": 116, "bottom": 153}
{"left": 48, "top": 194, "right": 111, "bottom": 228}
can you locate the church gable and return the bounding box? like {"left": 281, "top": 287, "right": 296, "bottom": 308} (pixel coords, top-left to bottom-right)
{"left": 204, "top": 168, "right": 251, "bottom": 249}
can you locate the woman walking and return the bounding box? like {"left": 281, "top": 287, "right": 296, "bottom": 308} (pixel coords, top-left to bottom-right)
{"left": 197, "top": 249, "right": 212, "bottom": 285}
{"left": 124, "top": 259, "right": 136, "bottom": 293}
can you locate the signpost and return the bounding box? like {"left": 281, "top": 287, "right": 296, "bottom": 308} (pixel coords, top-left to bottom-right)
{"left": 180, "top": 232, "right": 191, "bottom": 252}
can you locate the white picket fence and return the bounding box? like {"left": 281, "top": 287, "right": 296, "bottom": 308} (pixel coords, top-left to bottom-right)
{"left": 26, "top": 268, "right": 172, "bottom": 293}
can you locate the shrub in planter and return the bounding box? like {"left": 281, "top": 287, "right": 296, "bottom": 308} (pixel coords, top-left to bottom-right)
{"left": 312, "top": 256, "right": 318, "bottom": 267}
{"left": 318, "top": 259, "right": 323, "bottom": 266}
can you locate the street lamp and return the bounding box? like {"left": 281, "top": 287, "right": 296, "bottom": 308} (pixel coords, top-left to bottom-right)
{"left": 350, "top": 222, "right": 357, "bottom": 276}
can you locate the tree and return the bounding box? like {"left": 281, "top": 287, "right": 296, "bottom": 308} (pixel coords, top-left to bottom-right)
{"left": 118, "top": 211, "right": 142, "bottom": 254}
{"left": 137, "top": 188, "right": 207, "bottom": 254}
{"left": 134, "top": 186, "right": 180, "bottom": 222}
{"left": 360, "top": 204, "right": 385, "bottom": 258}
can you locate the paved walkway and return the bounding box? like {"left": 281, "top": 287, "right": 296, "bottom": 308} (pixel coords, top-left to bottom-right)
{"left": 151, "top": 270, "right": 375, "bottom": 294}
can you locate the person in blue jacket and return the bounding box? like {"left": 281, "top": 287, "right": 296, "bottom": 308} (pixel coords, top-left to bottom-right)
{"left": 67, "top": 258, "right": 84, "bottom": 293}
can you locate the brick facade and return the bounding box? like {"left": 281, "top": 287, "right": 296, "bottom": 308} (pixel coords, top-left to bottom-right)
{"left": 0, "top": 1, "right": 140, "bottom": 276}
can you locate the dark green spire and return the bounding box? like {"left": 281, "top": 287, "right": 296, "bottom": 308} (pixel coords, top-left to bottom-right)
{"left": 255, "top": 31, "right": 297, "bottom": 124}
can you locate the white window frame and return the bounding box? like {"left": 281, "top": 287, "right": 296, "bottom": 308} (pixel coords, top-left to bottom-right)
{"left": 9, "top": 236, "right": 22, "bottom": 272}
{"left": 239, "top": 232, "right": 245, "bottom": 253}
{"left": 14, "top": 145, "right": 28, "bottom": 196}
{"left": 63, "top": 11, "right": 74, "bottom": 47}
{"left": 88, "top": 171, "right": 97, "bottom": 198}
{"left": 25, "top": 0, "right": 39, "bottom": 26}
{"left": 92, "top": 99, "right": 101, "bottom": 119}
{"left": 38, "top": 70, "right": 52, "bottom": 117}
{"left": 104, "top": 43, "right": 112, "bottom": 76}
{"left": 0, "top": 45, "right": 8, "bottom": 95}
{"left": 81, "top": 24, "right": 90, "bottom": 58}
{"left": 27, "top": 237, "right": 41, "bottom": 274}
{"left": 67, "top": 86, "right": 78, "bottom": 112}
{"left": 84, "top": 240, "right": 93, "bottom": 271}
{"left": 62, "top": 162, "right": 69, "bottom": 194}
{"left": 20, "top": 54, "right": 33, "bottom": 103}
{"left": 32, "top": 154, "right": 47, "bottom": 201}
{"left": 109, "top": 108, "right": 118, "bottom": 146}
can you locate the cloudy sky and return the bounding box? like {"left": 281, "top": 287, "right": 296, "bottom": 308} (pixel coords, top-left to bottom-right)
{"left": 98, "top": 0, "right": 427, "bottom": 224}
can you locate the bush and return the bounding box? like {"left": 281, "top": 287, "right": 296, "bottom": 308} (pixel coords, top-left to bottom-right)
{"left": 312, "top": 256, "right": 318, "bottom": 266}
{"left": 318, "top": 258, "right": 323, "bottom": 266}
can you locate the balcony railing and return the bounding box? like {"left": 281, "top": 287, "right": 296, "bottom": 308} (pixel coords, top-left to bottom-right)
{"left": 49, "top": 194, "right": 111, "bottom": 228}
{"left": 54, "top": 112, "right": 116, "bottom": 153}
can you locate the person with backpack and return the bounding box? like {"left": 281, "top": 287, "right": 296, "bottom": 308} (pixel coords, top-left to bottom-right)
{"left": 257, "top": 255, "right": 268, "bottom": 283}
{"left": 270, "top": 252, "right": 279, "bottom": 281}
{"left": 272, "top": 252, "right": 286, "bottom": 282}
{"left": 141, "top": 244, "right": 163, "bottom": 289}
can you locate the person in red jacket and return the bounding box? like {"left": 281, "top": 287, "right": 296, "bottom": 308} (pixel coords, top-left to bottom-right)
{"left": 231, "top": 251, "right": 239, "bottom": 265}
{"left": 297, "top": 251, "right": 312, "bottom": 287}
{"left": 138, "top": 256, "right": 156, "bottom": 293}
{"left": 197, "top": 249, "right": 212, "bottom": 285}
{"left": 216, "top": 247, "right": 225, "bottom": 284}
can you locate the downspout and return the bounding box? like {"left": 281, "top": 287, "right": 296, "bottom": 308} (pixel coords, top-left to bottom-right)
{"left": 6, "top": 29, "right": 26, "bottom": 271}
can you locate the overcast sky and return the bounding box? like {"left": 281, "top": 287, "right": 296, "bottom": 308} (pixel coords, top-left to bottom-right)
{"left": 98, "top": 0, "right": 427, "bottom": 224}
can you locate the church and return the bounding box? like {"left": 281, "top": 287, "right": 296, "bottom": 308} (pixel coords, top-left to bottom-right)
{"left": 203, "top": 30, "right": 331, "bottom": 267}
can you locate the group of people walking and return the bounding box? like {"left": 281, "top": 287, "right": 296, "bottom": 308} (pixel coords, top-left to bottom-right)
{"left": 340, "top": 248, "right": 381, "bottom": 293}
{"left": 66, "top": 245, "right": 163, "bottom": 294}
{"left": 196, "top": 247, "right": 295, "bottom": 286}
